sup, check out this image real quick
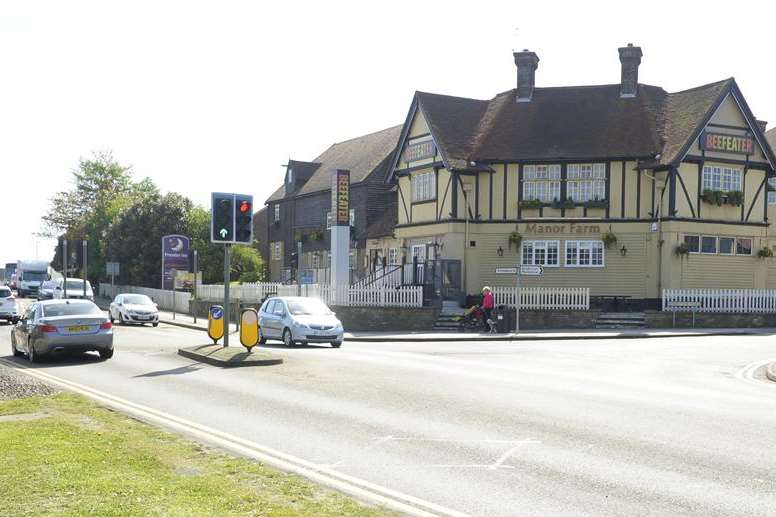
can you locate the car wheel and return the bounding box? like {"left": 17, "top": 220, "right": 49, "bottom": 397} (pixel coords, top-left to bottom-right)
{"left": 119, "top": 313, "right": 126, "bottom": 325}
{"left": 152, "top": 322, "right": 158, "bottom": 327}
{"left": 27, "top": 340, "right": 39, "bottom": 363}
{"left": 331, "top": 341, "right": 342, "bottom": 348}
{"left": 109, "top": 312, "right": 114, "bottom": 324}
{"left": 258, "top": 336, "right": 266, "bottom": 345}
{"left": 283, "top": 328, "right": 294, "bottom": 347}
{"left": 99, "top": 348, "right": 114, "bottom": 360}
{"left": 11, "top": 333, "right": 22, "bottom": 357}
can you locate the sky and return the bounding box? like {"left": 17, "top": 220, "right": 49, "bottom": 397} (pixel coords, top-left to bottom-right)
{"left": 2, "top": 0, "right": 775, "bottom": 266}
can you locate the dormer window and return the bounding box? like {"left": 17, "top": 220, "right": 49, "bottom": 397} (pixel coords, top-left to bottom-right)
{"left": 287, "top": 168, "right": 294, "bottom": 184}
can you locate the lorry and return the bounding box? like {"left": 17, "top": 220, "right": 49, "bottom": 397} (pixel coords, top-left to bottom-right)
{"left": 4, "top": 263, "right": 16, "bottom": 286}
{"left": 16, "top": 260, "right": 50, "bottom": 298}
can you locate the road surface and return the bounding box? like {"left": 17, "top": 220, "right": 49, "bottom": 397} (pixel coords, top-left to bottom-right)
{"left": 2, "top": 314, "right": 776, "bottom": 516}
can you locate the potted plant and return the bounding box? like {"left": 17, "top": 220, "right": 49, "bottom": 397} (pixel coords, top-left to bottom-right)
{"left": 758, "top": 246, "right": 774, "bottom": 259}
{"left": 701, "top": 189, "right": 723, "bottom": 206}
{"left": 674, "top": 242, "right": 690, "bottom": 257}
{"left": 586, "top": 198, "right": 608, "bottom": 209}
{"left": 601, "top": 229, "right": 618, "bottom": 249}
{"left": 519, "top": 198, "right": 543, "bottom": 209}
{"left": 551, "top": 197, "right": 575, "bottom": 209}
{"left": 508, "top": 232, "right": 522, "bottom": 250}
{"left": 725, "top": 190, "right": 744, "bottom": 207}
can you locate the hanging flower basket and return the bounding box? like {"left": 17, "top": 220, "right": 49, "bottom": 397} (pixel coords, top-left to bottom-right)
{"left": 601, "top": 231, "right": 618, "bottom": 249}
{"left": 674, "top": 242, "right": 690, "bottom": 257}
{"left": 508, "top": 232, "right": 522, "bottom": 250}
{"left": 757, "top": 246, "right": 774, "bottom": 259}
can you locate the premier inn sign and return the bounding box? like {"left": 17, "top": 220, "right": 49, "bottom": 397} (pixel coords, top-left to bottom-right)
{"left": 700, "top": 131, "right": 754, "bottom": 155}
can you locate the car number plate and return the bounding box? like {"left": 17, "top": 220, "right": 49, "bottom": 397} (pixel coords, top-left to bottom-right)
{"left": 67, "top": 325, "right": 90, "bottom": 332}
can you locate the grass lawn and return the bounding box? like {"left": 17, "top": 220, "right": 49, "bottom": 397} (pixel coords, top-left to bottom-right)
{"left": 0, "top": 393, "right": 395, "bottom": 516}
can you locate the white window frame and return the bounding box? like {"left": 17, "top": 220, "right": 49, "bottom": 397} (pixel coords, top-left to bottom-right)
{"left": 287, "top": 168, "right": 294, "bottom": 184}
{"left": 768, "top": 191, "right": 776, "bottom": 205}
{"left": 271, "top": 242, "right": 282, "bottom": 261}
{"left": 564, "top": 240, "right": 605, "bottom": 267}
{"left": 411, "top": 244, "right": 427, "bottom": 263}
{"left": 702, "top": 165, "right": 743, "bottom": 192}
{"left": 683, "top": 235, "right": 700, "bottom": 253}
{"left": 736, "top": 237, "right": 753, "bottom": 256}
{"left": 567, "top": 163, "right": 606, "bottom": 202}
{"left": 412, "top": 171, "right": 436, "bottom": 202}
{"left": 700, "top": 236, "right": 718, "bottom": 254}
{"left": 522, "top": 164, "right": 561, "bottom": 202}
{"left": 521, "top": 240, "right": 560, "bottom": 267}
{"left": 311, "top": 253, "right": 320, "bottom": 269}
{"left": 719, "top": 237, "right": 735, "bottom": 256}
{"left": 273, "top": 204, "right": 280, "bottom": 222}
{"left": 388, "top": 248, "right": 398, "bottom": 266}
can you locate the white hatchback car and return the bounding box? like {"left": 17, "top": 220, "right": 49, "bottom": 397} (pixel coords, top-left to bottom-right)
{"left": 0, "top": 286, "right": 19, "bottom": 324}
{"left": 258, "top": 297, "right": 343, "bottom": 347}
{"left": 109, "top": 294, "right": 159, "bottom": 326}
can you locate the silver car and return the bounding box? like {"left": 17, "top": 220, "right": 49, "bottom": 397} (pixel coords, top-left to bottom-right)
{"left": 0, "top": 286, "right": 18, "bottom": 324}
{"left": 37, "top": 280, "right": 57, "bottom": 300}
{"left": 108, "top": 294, "right": 159, "bottom": 326}
{"left": 258, "top": 296, "right": 344, "bottom": 347}
{"left": 10, "top": 299, "right": 114, "bottom": 362}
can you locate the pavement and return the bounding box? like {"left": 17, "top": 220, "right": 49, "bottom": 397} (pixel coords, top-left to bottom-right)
{"left": 95, "top": 298, "right": 776, "bottom": 342}
{"left": 2, "top": 322, "right": 776, "bottom": 516}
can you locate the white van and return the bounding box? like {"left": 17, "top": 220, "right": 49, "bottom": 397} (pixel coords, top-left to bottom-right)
{"left": 53, "top": 277, "right": 94, "bottom": 301}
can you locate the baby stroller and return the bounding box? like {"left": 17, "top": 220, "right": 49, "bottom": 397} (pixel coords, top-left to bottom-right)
{"left": 459, "top": 305, "right": 497, "bottom": 333}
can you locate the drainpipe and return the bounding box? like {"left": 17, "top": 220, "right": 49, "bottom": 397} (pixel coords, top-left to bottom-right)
{"left": 462, "top": 183, "right": 472, "bottom": 299}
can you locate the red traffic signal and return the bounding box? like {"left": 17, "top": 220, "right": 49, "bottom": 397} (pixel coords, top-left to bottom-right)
{"left": 239, "top": 200, "right": 251, "bottom": 214}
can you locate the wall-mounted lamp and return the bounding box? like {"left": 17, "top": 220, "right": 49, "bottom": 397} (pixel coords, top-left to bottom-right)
{"left": 620, "top": 245, "right": 628, "bottom": 256}
{"left": 497, "top": 246, "right": 504, "bottom": 257}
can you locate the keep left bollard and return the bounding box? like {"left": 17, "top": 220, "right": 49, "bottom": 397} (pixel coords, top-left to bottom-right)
{"left": 240, "top": 308, "right": 260, "bottom": 352}
{"left": 208, "top": 305, "right": 225, "bottom": 345}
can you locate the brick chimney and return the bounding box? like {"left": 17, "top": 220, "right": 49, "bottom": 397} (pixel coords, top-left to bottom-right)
{"left": 756, "top": 120, "right": 768, "bottom": 132}
{"left": 514, "top": 50, "right": 539, "bottom": 102}
{"left": 618, "top": 43, "right": 642, "bottom": 98}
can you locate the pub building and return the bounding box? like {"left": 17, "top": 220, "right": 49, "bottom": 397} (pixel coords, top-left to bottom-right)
{"left": 388, "top": 44, "right": 776, "bottom": 309}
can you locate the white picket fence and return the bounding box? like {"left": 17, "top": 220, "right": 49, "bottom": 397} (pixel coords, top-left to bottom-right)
{"left": 662, "top": 289, "right": 776, "bottom": 313}
{"left": 196, "top": 282, "right": 423, "bottom": 308}
{"left": 493, "top": 287, "right": 590, "bottom": 310}
{"left": 99, "top": 284, "right": 191, "bottom": 313}
{"left": 196, "top": 282, "right": 284, "bottom": 302}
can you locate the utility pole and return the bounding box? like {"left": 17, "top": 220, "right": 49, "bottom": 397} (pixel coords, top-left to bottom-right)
{"left": 82, "top": 240, "right": 87, "bottom": 299}
{"left": 223, "top": 244, "right": 231, "bottom": 347}
{"left": 63, "top": 239, "right": 68, "bottom": 298}
{"left": 192, "top": 250, "right": 198, "bottom": 324}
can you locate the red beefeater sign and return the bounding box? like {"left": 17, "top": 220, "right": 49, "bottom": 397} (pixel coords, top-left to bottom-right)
{"left": 331, "top": 169, "right": 350, "bottom": 226}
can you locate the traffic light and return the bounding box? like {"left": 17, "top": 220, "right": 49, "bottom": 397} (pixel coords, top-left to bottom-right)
{"left": 290, "top": 250, "right": 298, "bottom": 269}
{"left": 234, "top": 195, "right": 254, "bottom": 244}
{"left": 211, "top": 193, "right": 234, "bottom": 243}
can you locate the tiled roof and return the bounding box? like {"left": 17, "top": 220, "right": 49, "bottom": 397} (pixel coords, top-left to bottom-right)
{"left": 266, "top": 125, "right": 401, "bottom": 204}
{"left": 406, "top": 77, "right": 771, "bottom": 173}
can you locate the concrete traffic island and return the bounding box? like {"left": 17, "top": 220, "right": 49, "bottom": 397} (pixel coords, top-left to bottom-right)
{"left": 178, "top": 344, "right": 283, "bottom": 367}
{"left": 766, "top": 363, "right": 776, "bottom": 383}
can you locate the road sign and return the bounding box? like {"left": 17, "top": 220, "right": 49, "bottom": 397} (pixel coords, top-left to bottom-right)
{"left": 106, "top": 262, "right": 120, "bottom": 275}
{"left": 208, "top": 305, "right": 225, "bottom": 344}
{"left": 495, "top": 267, "right": 519, "bottom": 275}
{"left": 210, "top": 192, "right": 254, "bottom": 245}
{"left": 519, "top": 265, "right": 543, "bottom": 276}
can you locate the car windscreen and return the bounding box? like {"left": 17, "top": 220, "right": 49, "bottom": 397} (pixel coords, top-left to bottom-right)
{"left": 65, "top": 280, "right": 92, "bottom": 290}
{"left": 0, "top": 288, "right": 11, "bottom": 298}
{"left": 23, "top": 272, "right": 48, "bottom": 282}
{"left": 41, "top": 281, "right": 56, "bottom": 289}
{"left": 286, "top": 299, "right": 333, "bottom": 316}
{"left": 42, "top": 303, "right": 103, "bottom": 317}
{"left": 123, "top": 295, "right": 153, "bottom": 305}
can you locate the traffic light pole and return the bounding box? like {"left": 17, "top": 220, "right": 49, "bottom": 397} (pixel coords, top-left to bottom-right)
{"left": 82, "top": 240, "right": 87, "bottom": 299}
{"left": 223, "top": 244, "right": 231, "bottom": 347}
{"left": 192, "top": 250, "right": 198, "bottom": 324}
{"left": 63, "top": 240, "right": 68, "bottom": 298}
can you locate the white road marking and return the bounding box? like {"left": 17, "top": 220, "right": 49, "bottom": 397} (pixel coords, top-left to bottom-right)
{"left": 489, "top": 439, "right": 540, "bottom": 470}
{"left": 735, "top": 358, "right": 776, "bottom": 388}
{"left": 0, "top": 358, "right": 469, "bottom": 517}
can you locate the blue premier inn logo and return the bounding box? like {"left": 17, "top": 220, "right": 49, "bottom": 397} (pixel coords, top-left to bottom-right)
{"left": 210, "top": 307, "right": 223, "bottom": 319}
{"left": 161, "top": 234, "right": 190, "bottom": 290}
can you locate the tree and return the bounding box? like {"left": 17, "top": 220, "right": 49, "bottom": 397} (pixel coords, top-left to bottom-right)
{"left": 231, "top": 245, "right": 265, "bottom": 283}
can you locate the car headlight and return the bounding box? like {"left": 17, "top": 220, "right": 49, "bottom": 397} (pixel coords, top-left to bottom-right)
{"left": 293, "top": 320, "right": 309, "bottom": 329}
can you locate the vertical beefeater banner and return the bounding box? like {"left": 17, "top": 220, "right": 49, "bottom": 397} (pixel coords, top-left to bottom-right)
{"left": 331, "top": 169, "right": 350, "bottom": 226}
{"left": 161, "top": 235, "right": 190, "bottom": 290}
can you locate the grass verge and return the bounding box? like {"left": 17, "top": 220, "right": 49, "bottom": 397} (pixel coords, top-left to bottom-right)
{"left": 0, "top": 393, "right": 394, "bottom": 516}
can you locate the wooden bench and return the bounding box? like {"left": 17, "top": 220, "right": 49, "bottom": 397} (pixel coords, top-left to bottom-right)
{"left": 665, "top": 300, "right": 703, "bottom": 328}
